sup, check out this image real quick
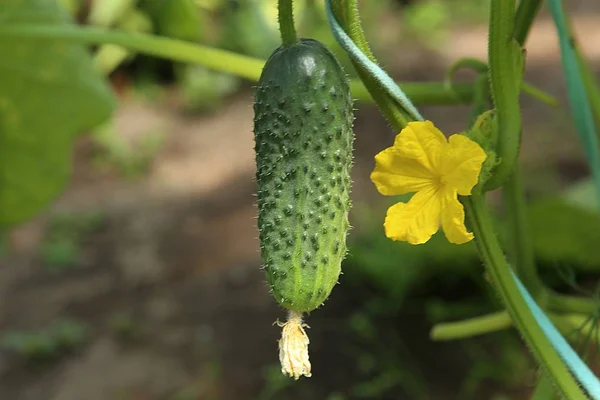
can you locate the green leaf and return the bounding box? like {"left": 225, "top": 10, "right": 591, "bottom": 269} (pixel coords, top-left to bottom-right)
{"left": 529, "top": 199, "right": 600, "bottom": 271}
{"left": 0, "top": 0, "right": 116, "bottom": 228}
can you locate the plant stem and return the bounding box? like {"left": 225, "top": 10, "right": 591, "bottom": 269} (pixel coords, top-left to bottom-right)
{"left": 521, "top": 82, "right": 559, "bottom": 107}
{"left": 431, "top": 309, "right": 599, "bottom": 342}
{"left": 350, "top": 81, "right": 471, "bottom": 106}
{"left": 484, "top": 0, "right": 523, "bottom": 190}
{"left": 329, "top": 0, "right": 411, "bottom": 130}
{"left": 278, "top": 0, "right": 297, "bottom": 47}
{"left": 514, "top": 0, "right": 543, "bottom": 44}
{"left": 4, "top": 25, "right": 265, "bottom": 80}
{"left": 547, "top": 0, "right": 600, "bottom": 210}
{"left": 1, "top": 25, "right": 477, "bottom": 106}
{"left": 502, "top": 168, "right": 545, "bottom": 298}
{"left": 564, "top": 12, "right": 600, "bottom": 165}
{"left": 497, "top": 0, "right": 546, "bottom": 305}
{"left": 463, "top": 194, "right": 583, "bottom": 398}
{"left": 446, "top": 58, "right": 558, "bottom": 107}
{"left": 507, "top": 0, "right": 599, "bottom": 320}
{"left": 548, "top": 294, "right": 599, "bottom": 315}
{"left": 576, "top": 46, "right": 600, "bottom": 141}
{"left": 430, "top": 311, "right": 511, "bottom": 341}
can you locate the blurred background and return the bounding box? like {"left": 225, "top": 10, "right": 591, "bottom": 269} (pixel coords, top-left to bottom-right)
{"left": 2, "top": 0, "right": 600, "bottom": 399}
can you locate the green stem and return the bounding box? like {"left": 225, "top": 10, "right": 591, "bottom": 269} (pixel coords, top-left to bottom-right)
{"left": 495, "top": 0, "right": 546, "bottom": 312}
{"left": 577, "top": 48, "right": 600, "bottom": 139}
{"left": 446, "top": 58, "right": 558, "bottom": 107}
{"left": 548, "top": 294, "right": 599, "bottom": 315}
{"left": 3, "top": 25, "right": 265, "bottom": 81}
{"left": 431, "top": 309, "right": 598, "bottom": 342}
{"left": 514, "top": 0, "right": 543, "bottom": 44}
{"left": 502, "top": 168, "right": 545, "bottom": 298}
{"left": 503, "top": 0, "right": 596, "bottom": 331}
{"left": 567, "top": 15, "right": 600, "bottom": 149}
{"left": 331, "top": 0, "right": 410, "bottom": 130}
{"left": 430, "top": 311, "right": 511, "bottom": 341}
{"left": 350, "top": 81, "right": 472, "bottom": 106}
{"left": 484, "top": 0, "right": 523, "bottom": 190}
{"left": 0, "top": 25, "right": 476, "bottom": 106}
{"left": 429, "top": 310, "right": 598, "bottom": 343}
{"left": 464, "top": 194, "right": 583, "bottom": 398}
{"left": 521, "top": 82, "right": 559, "bottom": 107}
{"left": 278, "top": 0, "right": 297, "bottom": 47}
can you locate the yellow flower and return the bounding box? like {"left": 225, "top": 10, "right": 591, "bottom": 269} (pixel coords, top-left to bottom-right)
{"left": 370, "top": 121, "right": 487, "bottom": 245}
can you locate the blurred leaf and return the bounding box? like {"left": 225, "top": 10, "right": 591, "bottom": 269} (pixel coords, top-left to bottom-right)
{"left": 88, "top": 0, "right": 137, "bottom": 27}
{"left": 528, "top": 199, "right": 600, "bottom": 272}
{"left": 94, "top": 9, "right": 153, "bottom": 74}
{"left": 563, "top": 178, "right": 599, "bottom": 213}
{"left": 459, "top": 334, "right": 529, "bottom": 398}
{"left": 41, "top": 237, "right": 80, "bottom": 271}
{"left": 143, "top": 0, "right": 203, "bottom": 42}
{"left": 351, "top": 371, "right": 404, "bottom": 399}
{"left": 1, "top": 319, "right": 89, "bottom": 363}
{"left": 91, "top": 122, "right": 164, "bottom": 179}
{"left": 0, "top": 0, "right": 116, "bottom": 228}
{"left": 348, "top": 201, "right": 477, "bottom": 303}
{"left": 220, "top": 0, "right": 279, "bottom": 59}
{"left": 94, "top": 44, "right": 133, "bottom": 74}
{"left": 177, "top": 64, "right": 240, "bottom": 113}
{"left": 258, "top": 364, "right": 295, "bottom": 400}
{"left": 403, "top": 0, "right": 450, "bottom": 48}
{"left": 40, "top": 211, "right": 104, "bottom": 272}
{"left": 50, "top": 319, "right": 89, "bottom": 350}
{"left": 47, "top": 211, "right": 105, "bottom": 239}
{"left": 57, "top": 0, "right": 85, "bottom": 16}
{"left": 2, "top": 331, "right": 58, "bottom": 362}
{"left": 109, "top": 313, "right": 144, "bottom": 342}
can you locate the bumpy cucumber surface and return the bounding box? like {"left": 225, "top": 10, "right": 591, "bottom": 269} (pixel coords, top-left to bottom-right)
{"left": 254, "top": 39, "right": 354, "bottom": 313}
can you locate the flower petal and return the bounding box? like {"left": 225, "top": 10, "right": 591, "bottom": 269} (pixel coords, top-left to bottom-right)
{"left": 441, "top": 189, "right": 473, "bottom": 244}
{"left": 371, "top": 146, "right": 436, "bottom": 196}
{"left": 384, "top": 186, "right": 441, "bottom": 244}
{"left": 441, "top": 134, "right": 487, "bottom": 195}
{"left": 394, "top": 121, "right": 447, "bottom": 173}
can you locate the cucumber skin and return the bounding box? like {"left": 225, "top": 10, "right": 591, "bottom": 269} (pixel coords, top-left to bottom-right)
{"left": 254, "top": 39, "right": 354, "bottom": 313}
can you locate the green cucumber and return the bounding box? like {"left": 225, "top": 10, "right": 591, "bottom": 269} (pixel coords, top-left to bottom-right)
{"left": 254, "top": 39, "right": 354, "bottom": 313}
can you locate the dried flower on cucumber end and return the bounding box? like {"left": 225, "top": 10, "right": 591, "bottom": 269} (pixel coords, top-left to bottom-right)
{"left": 277, "top": 310, "right": 311, "bottom": 379}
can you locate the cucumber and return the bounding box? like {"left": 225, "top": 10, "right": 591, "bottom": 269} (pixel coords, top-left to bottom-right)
{"left": 254, "top": 39, "right": 354, "bottom": 313}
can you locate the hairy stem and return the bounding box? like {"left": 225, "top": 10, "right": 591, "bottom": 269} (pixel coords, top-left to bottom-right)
{"left": 484, "top": 0, "right": 522, "bottom": 190}
{"left": 328, "top": 0, "right": 412, "bottom": 129}
{"left": 464, "top": 195, "right": 583, "bottom": 398}
{"left": 278, "top": 0, "right": 297, "bottom": 47}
